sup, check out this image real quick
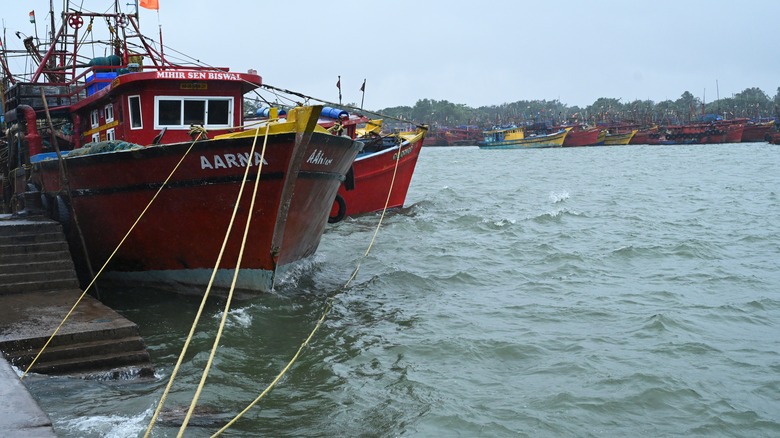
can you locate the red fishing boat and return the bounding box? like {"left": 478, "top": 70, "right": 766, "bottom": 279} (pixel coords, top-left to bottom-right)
{"left": 0, "top": 3, "right": 362, "bottom": 293}
{"left": 741, "top": 121, "right": 775, "bottom": 142}
{"left": 561, "top": 125, "right": 600, "bottom": 146}
{"left": 723, "top": 122, "right": 745, "bottom": 143}
{"left": 711, "top": 118, "right": 746, "bottom": 143}
{"left": 629, "top": 126, "right": 661, "bottom": 145}
{"left": 318, "top": 113, "right": 426, "bottom": 221}
{"left": 660, "top": 124, "right": 724, "bottom": 144}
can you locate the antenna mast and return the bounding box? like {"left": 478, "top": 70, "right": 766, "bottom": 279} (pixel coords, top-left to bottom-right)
{"left": 716, "top": 79, "right": 720, "bottom": 117}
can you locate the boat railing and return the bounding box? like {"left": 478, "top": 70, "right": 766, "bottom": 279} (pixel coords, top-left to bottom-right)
{"left": 4, "top": 62, "right": 236, "bottom": 112}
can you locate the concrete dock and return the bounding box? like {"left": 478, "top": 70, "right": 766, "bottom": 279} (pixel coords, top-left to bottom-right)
{"left": 0, "top": 216, "right": 155, "bottom": 435}
{"left": 0, "top": 357, "right": 57, "bottom": 437}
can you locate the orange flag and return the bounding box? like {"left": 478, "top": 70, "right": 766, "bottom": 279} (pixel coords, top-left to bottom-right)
{"left": 139, "top": 0, "right": 159, "bottom": 10}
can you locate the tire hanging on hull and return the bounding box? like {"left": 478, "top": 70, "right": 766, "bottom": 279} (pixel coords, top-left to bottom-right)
{"left": 328, "top": 194, "right": 346, "bottom": 224}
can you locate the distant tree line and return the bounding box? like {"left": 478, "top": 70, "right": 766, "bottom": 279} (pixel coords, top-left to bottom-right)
{"left": 376, "top": 87, "right": 780, "bottom": 128}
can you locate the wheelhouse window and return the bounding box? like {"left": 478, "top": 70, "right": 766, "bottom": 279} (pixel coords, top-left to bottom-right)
{"left": 104, "top": 103, "right": 114, "bottom": 123}
{"left": 106, "top": 128, "right": 115, "bottom": 141}
{"left": 154, "top": 96, "right": 233, "bottom": 129}
{"left": 90, "top": 109, "right": 99, "bottom": 128}
{"left": 128, "top": 95, "right": 142, "bottom": 129}
{"left": 91, "top": 132, "right": 100, "bottom": 143}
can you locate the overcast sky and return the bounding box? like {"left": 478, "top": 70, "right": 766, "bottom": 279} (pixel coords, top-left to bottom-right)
{"left": 4, "top": 0, "right": 780, "bottom": 110}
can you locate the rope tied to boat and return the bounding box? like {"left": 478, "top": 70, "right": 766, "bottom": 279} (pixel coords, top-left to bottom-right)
{"left": 144, "top": 120, "right": 275, "bottom": 437}
{"left": 189, "top": 125, "right": 209, "bottom": 140}
{"left": 209, "top": 124, "right": 415, "bottom": 437}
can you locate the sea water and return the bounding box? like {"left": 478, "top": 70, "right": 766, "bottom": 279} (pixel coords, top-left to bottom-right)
{"left": 22, "top": 143, "right": 780, "bottom": 437}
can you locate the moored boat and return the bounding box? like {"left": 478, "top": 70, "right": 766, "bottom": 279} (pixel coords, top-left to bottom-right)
{"left": 312, "top": 111, "right": 427, "bottom": 220}
{"left": 601, "top": 129, "right": 638, "bottom": 145}
{"left": 629, "top": 126, "right": 661, "bottom": 145}
{"left": 0, "top": 3, "right": 362, "bottom": 294}
{"left": 478, "top": 125, "right": 569, "bottom": 149}
{"left": 561, "top": 125, "right": 600, "bottom": 147}
{"left": 741, "top": 120, "right": 774, "bottom": 142}
{"left": 328, "top": 120, "right": 427, "bottom": 222}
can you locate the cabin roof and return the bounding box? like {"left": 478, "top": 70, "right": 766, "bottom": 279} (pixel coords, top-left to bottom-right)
{"left": 70, "top": 70, "right": 262, "bottom": 111}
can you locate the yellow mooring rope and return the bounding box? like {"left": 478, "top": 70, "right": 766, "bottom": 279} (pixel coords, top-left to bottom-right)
{"left": 144, "top": 123, "right": 270, "bottom": 437}
{"left": 178, "top": 122, "right": 272, "bottom": 436}
{"left": 209, "top": 131, "right": 409, "bottom": 437}
{"left": 20, "top": 133, "right": 204, "bottom": 381}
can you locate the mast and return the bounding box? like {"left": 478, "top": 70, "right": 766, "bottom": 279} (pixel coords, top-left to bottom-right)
{"left": 50, "top": 0, "right": 56, "bottom": 44}
{"left": 716, "top": 79, "right": 721, "bottom": 117}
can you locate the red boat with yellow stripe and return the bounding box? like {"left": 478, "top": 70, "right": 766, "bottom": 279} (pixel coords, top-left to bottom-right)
{"left": 0, "top": 3, "right": 362, "bottom": 294}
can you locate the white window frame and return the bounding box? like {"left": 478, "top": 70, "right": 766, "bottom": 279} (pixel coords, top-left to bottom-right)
{"left": 106, "top": 128, "right": 115, "bottom": 141}
{"left": 104, "top": 103, "right": 114, "bottom": 123}
{"left": 153, "top": 95, "right": 234, "bottom": 130}
{"left": 90, "top": 109, "right": 99, "bottom": 128}
{"left": 128, "top": 95, "right": 143, "bottom": 130}
{"left": 91, "top": 132, "right": 100, "bottom": 143}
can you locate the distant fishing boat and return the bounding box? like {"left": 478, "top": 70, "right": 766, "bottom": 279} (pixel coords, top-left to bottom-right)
{"left": 601, "top": 129, "right": 638, "bottom": 145}
{"left": 629, "top": 126, "right": 660, "bottom": 145}
{"left": 741, "top": 120, "right": 775, "bottom": 142}
{"left": 478, "top": 125, "right": 570, "bottom": 149}
{"left": 561, "top": 125, "right": 600, "bottom": 147}
{"left": 658, "top": 121, "right": 745, "bottom": 145}
{"left": 0, "top": 2, "right": 362, "bottom": 294}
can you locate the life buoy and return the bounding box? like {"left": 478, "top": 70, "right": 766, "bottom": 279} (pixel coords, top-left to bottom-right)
{"left": 328, "top": 194, "right": 346, "bottom": 224}
{"left": 116, "top": 14, "right": 128, "bottom": 28}
{"left": 68, "top": 14, "right": 84, "bottom": 29}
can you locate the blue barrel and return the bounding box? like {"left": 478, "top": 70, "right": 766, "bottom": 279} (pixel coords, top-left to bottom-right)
{"left": 321, "top": 106, "right": 348, "bottom": 119}
{"left": 88, "top": 55, "right": 122, "bottom": 66}
{"left": 255, "top": 107, "right": 287, "bottom": 118}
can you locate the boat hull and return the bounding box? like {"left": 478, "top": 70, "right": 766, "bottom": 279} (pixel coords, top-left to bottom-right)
{"left": 333, "top": 133, "right": 424, "bottom": 218}
{"left": 478, "top": 129, "right": 568, "bottom": 149}
{"left": 33, "top": 127, "right": 361, "bottom": 293}
{"left": 562, "top": 127, "right": 600, "bottom": 147}
{"left": 741, "top": 121, "right": 774, "bottom": 142}
{"left": 601, "top": 130, "right": 637, "bottom": 145}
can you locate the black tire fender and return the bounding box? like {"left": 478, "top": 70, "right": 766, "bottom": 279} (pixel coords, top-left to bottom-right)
{"left": 55, "top": 195, "right": 71, "bottom": 225}
{"left": 328, "top": 194, "right": 346, "bottom": 224}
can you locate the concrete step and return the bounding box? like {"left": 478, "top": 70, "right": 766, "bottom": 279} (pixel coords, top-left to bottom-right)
{"left": 0, "top": 321, "right": 142, "bottom": 353}
{"left": 0, "top": 240, "right": 71, "bottom": 257}
{"left": 0, "top": 249, "right": 73, "bottom": 265}
{"left": 0, "top": 222, "right": 155, "bottom": 379}
{"left": 25, "top": 350, "right": 153, "bottom": 375}
{"left": 4, "top": 336, "right": 148, "bottom": 366}
{"left": 0, "top": 259, "right": 76, "bottom": 276}
{"left": 0, "top": 230, "right": 64, "bottom": 245}
{"left": 0, "top": 220, "right": 63, "bottom": 237}
{"left": 0, "top": 269, "right": 77, "bottom": 284}
{"left": 0, "top": 275, "right": 80, "bottom": 295}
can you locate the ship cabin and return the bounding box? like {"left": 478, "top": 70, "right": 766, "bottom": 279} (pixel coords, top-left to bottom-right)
{"left": 68, "top": 68, "right": 262, "bottom": 148}
{"left": 481, "top": 125, "right": 525, "bottom": 145}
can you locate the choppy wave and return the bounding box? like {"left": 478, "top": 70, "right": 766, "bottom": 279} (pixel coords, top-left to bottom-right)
{"left": 24, "top": 144, "right": 780, "bottom": 437}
